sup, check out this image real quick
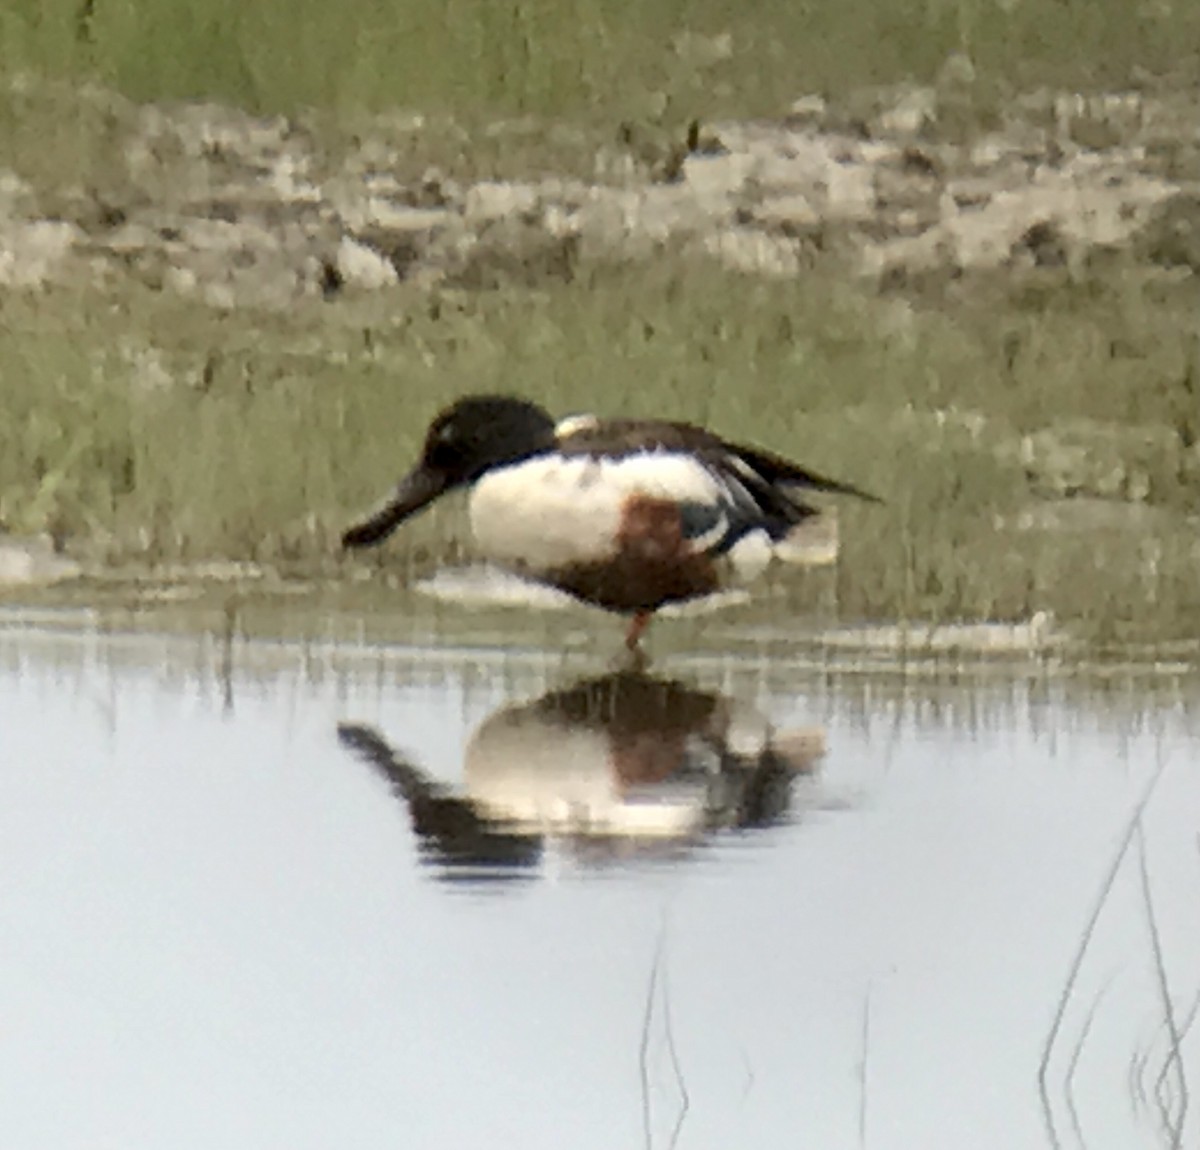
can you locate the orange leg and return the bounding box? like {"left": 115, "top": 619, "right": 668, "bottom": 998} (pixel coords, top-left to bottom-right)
{"left": 625, "top": 610, "right": 653, "bottom": 651}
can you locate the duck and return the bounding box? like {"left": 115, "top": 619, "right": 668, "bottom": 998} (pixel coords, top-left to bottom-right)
{"left": 342, "top": 395, "right": 879, "bottom": 649}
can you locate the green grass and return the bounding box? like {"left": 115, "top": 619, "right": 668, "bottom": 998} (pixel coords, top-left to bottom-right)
{"left": 1, "top": 0, "right": 1198, "bottom": 125}
{"left": 2, "top": 6, "right": 1200, "bottom": 644}
{"left": 4, "top": 256, "right": 1200, "bottom": 638}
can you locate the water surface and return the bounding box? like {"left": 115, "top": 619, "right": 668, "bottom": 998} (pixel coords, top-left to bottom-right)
{"left": 2, "top": 613, "right": 1198, "bottom": 1150}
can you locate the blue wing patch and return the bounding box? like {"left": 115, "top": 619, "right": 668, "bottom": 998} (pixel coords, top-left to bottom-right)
{"left": 677, "top": 501, "right": 725, "bottom": 543}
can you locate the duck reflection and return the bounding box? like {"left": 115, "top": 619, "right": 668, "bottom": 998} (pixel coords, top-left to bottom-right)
{"left": 337, "top": 672, "right": 825, "bottom": 883}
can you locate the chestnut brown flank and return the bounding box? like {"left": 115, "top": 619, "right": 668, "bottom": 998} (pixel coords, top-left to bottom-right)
{"left": 545, "top": 494, "right": 720, "bottom": 612}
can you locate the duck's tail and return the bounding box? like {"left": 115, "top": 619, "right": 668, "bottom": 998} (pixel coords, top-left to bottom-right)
{"left": 771, "top": 507, "right": 840, "bottom": 566}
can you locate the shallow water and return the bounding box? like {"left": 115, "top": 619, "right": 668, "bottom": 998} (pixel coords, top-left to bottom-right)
{"left": 2, "top": 611, "right": 1198, "bottom": 1150}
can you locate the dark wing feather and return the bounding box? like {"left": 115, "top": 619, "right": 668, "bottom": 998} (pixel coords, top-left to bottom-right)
{"left": 557, "top": 417, "right": 877, "bottom": 550}
{"left": 558, "top": 417, "right": 879, "bottom": 502}
{"left": 556, "top": 418, "right": 724, "bottom": 457}
{"left": 728, "top": 442, "right": 882, "bottom": 503}
{"left": 704, "top": 453, "right": 818, "bottom": 546}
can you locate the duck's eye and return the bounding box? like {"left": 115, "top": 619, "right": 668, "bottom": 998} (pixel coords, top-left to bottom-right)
{"left": 425, "top": 422, "right": 455, "bottom": 453}
{"left": 426, "top": 425, "right": 465, "bottom": 470}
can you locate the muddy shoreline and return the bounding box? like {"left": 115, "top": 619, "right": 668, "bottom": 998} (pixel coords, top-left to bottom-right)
{"left": 4, "top": 81, "right": 1200, "bottom": 306}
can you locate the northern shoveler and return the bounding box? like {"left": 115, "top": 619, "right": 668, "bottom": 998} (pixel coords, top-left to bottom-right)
{"left": 342, "top": 395, "right": 879, "bottom": 649}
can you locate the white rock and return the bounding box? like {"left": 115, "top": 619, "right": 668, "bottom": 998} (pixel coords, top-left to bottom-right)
{"left": 267, "top": 153, "right": 321, "bottom": 204}
{"left": 335, "top": 236, "right": 398, "bottom": 289}
{"left": 0, "top": 537, "right": 81, "bottom": 587}
{"left": 464, "top": 182, "right": 539, "bottom": 224}
{"left": 824, "top": 162, "right": 877, "bottom": 220}
{"left": 682, "top": 151, "right": 757, "bottom": 200}
{"left": 703, "top": 228, "right": 801, "bottom": 277}
{"left": 0, "top": 220, "right": 80, "bottom": 287}
{"left": 879, "top": 87, "right": 938, "bottom": 136}
{"left": 789, "top": 94, "right": 828, "bottom": 122}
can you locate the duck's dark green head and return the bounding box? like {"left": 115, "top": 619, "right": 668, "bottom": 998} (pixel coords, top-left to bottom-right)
{"left": 342, "top": 395, "right": 557, "bottom": 549}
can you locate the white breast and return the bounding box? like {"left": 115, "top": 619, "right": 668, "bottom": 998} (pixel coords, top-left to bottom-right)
{"left": 467, "top": 453, "right": 724, "bottom": 572}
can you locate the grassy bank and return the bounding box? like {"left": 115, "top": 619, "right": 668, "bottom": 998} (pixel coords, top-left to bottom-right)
{"left": 1, "top": 0, "right": 1198, "bottom": 123}
{"left": 4, "top": 254, "right": 1200, "bottom": 638}
{"left": 4, "top": 0, "right": 1200, "bottom": 640}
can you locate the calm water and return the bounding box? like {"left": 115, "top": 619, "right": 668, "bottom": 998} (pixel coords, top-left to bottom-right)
{"left": 2, "top": 612, "right": 1198, "bottom": 1150}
